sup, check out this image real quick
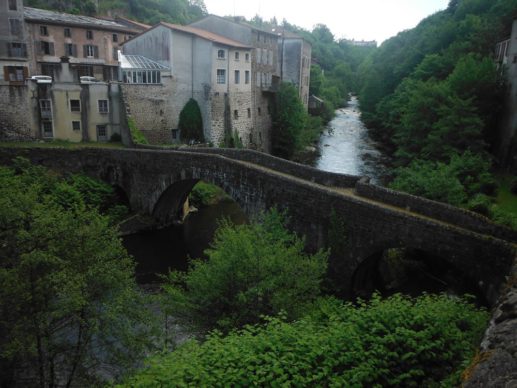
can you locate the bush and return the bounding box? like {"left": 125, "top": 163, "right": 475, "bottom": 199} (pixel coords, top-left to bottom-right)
{"left": 510, "top": 177, "right": 517, "bottom": 195}
{"left": 467, "top": 194, "right": 492, "bottom": 216}
{"left": 120, "top": 294, "right": 488, "bottom": 387}
{"left": 179, "top": 98, "right": 204, "bottom": 143}
{"left": 161, "top": 210, "right": 328, "bottom": 331}
{"left": 188, "top": 181, "right": 228, "bottom": 207}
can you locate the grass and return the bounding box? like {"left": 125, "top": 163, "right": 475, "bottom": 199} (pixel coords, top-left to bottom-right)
{"left": 0, "top": 140, "right": 125, "bottom": 149}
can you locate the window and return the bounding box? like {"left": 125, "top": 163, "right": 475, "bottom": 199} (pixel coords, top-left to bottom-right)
{"left": 172, "top": 129, "right": 178, "bottom": 140}
{"left": 72, "top": 121, "right": 81, "bottom": 131}
{"left": 64, "top": 27, "right": 71, "bottom": 37}
{"left": 97, "top": 125, "right": 107, "bottom": 141}
{"left": 233, "top": 110, "right": 238, "bottom": 119}
{"left": 8, "top": 0, "right": 17, "bottom": 10}
{"left": 112, "top": 47, "right": 118, "bottom": 60}
{"left": 39, "top": 99, "right": 52, "bottom": 118}
{"left": 245, "top": 53, "right": 250, "bottom": 62}
{"left": 41, "top": 63, "right": 58, "bottom": 77}
{"left": 40, "top": 25, "right": 48, "bottom": 36}
{"left": 4, "top": 65, "right": 26, "bottom": 82}
{"left": 122, "top": 70, "right": 161, "bottom": 84}
{"left": 98, "top": 99, "right": 109, "bottom": 113}
{"left": 247, "top": 108, "right": 251, "bottom": 118}
{"left": 245, "top": 70, "right": 250, "bottom": 84}
{"left": 249, "top": 133, "right": 253, "bottom": 143}
{"left": 235, "top": 51, "right": 239, "bottom": 60}
{"left": 77, "top": 65, "right": 93, "bottom": 78}
{"left": 258, "top": 107, "right": 262, "bottom": 115}
{"left": 9, "top": 19, "right": 21, "bottom": 35}
{"left": 65, "top": 43, "right": 77, "bottom": 57}
{"left": 216, "top": 69, "right": 226, "bottom": 84}
{"left": 234, "top": 70, "right": 240, "bottom": 84}
{"left": 83, "top": 45, "right": 98, "bottom": 58}
{"left": 70, "top": 99, "right": 81, "bottom": 112}
{"left": 41, "top": 121, "right": 53, "bottom": 138}
{"left": 40, "top": 41, "right": 54, "bottom": 55}
{"left": 217, "top": 49, "right": 225, "bottom": 59}
{"left": 86, "top": 30, "right": 93, "bottom": 40}
{"left": 112, "top": 33, "right": 118, "bottom": 42}
{"left": 8, "top": 42, "right": 27, "bottom": 57}
{"left": 256, "top": 33, "right": 260, "bottom": 42}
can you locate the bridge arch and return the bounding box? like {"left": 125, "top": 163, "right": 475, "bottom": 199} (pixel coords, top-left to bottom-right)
{"left": 150, "top": 167, "right": 263, "bottom": 225}
{"left": 350, "top": 243, "right": 486, "bottom": 304}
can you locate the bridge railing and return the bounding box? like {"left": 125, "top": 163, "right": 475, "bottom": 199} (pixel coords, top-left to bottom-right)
{"left": 356, "top": 178, "right": 517, "bottom": 243}
{"left": 136, "top": 145, "right": 362, "bottom": 188}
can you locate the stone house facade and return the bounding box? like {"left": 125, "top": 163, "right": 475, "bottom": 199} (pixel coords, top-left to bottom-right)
{"left": 121, "top": 22, "right": 255, "bottom": 148}
{"left": 496, "top": 20, "right": 517, "bottom": 169}
{"left": 0, "top": 1, "right": 135, "bottom": 141}
{"left": 190, "top": 15, "right": 281, "bottom": 152}
{"left": 276, "top": 29, "right": 312, "bottom": 109}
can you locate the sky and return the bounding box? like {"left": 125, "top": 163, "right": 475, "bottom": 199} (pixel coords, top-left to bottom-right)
{"left": 202, "top": 0, "right": 451, "bottom": 44}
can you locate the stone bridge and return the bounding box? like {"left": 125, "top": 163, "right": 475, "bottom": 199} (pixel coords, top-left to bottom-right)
{"left": 1, "top": 146, "right": 516, "bottom": 308}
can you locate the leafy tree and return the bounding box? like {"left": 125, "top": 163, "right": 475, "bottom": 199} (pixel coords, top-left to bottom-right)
{"left": 120, "top": 294, "right": 488, "bottom": 387}
{"left": 161, "top": 210, "right": 328, "bottom": 332}
{"left": 0, "top": 158, "right": 155, "bottom": 387}
{"left": 272, "top": 83, "right": 308, "bottom": 159}
{"left": 179, "top": 98, "right": 204, "bottom": 143}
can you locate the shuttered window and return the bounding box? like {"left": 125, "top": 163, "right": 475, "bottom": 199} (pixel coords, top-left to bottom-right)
{"left": 40, "top": 41, "right": 54, "bottom": 55}
{"left": 83, "top": 45, "right": 98, "bottom": 58}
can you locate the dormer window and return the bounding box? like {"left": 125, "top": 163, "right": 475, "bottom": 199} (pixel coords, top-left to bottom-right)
{"left": 217, "top": 49, "right": 225, "bottom": 59}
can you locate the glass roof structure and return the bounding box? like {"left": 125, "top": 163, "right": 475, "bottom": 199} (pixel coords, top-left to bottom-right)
{"left": 119, "top": 53, "right": 169, "bottom": 70}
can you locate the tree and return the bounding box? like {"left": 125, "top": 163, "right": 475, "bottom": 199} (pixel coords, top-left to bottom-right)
{"left": 179, "top": 98, "right": 204, "bottom": 143}
{"left": 161, "top": 210, "right": 328, "bottom": 332}
{"left": 272, "top": 83, "right": 308, "bottom": 159}
{"left": 0, "top": 158, "right": 155, "bottom": 387}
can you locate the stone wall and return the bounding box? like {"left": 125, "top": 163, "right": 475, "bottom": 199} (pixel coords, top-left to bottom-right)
{"left": 0, "top": 85, "right": 34, "bottom": 140}
{"left": 355, "top": 180, "right": 517, "bottom": 243}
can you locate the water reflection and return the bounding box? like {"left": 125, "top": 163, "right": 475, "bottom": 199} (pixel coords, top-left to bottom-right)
{"left": 315, "top": 97, "right": 389, "bottom": 183}
{"left": 123, "top": 200, "right": 246, "bottom": 284}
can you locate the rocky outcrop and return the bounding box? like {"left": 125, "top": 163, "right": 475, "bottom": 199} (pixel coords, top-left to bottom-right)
{"left": 464, "top": 259, "right": 517, "bottom": 387}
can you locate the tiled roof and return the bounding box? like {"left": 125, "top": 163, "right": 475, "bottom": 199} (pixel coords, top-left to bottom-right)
{"left": 160, "top": 22, "right": 251, "bottom": 49}
{"left": 24, "top": 7, "right": 131, "bottom": 31}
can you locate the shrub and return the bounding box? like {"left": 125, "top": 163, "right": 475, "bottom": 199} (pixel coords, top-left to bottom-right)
{"left": 188, "top": 181, "right": 228, "bottom": 207}
{"left": 179, "top": 98, "right": 204, "bottom": 143}
{"left": 161, "top": 210, "right": 328, "bottom": 331}
{"left": 120, "top": 294, "right": 488, "bottom": 387}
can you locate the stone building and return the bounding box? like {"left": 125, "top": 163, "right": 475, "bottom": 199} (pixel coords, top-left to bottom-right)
{"left": 275, "top": 28, "right": 312, "bottom": 109}
{"left": 121, "top": 22, "right": 256, "bottom": 148}
{"left": 23, "top": 6, "right": 143, "bottom": 81}
{"left": 190, "top": 15, "right": 281, "bottom": 152}
{"left": 495, "top": 20, "right": 517, "bottom": 169}
{"left": 0, "top": 1, "right": 140, "bottom": 141}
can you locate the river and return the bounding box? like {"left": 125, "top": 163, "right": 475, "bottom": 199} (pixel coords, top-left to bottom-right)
{"left": 124, "top": 99, "right": 388, "bottom": 283}
{"left": 315, "top": 96, "right": 389, "bottom": 184}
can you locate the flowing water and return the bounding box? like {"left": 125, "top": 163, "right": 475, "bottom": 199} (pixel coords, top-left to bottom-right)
{"left": 315, "top": 97, "right": 389, "bottom": 183}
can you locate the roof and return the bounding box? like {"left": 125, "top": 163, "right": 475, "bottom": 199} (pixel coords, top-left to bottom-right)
{"left": 192, "top": 15, "right": 279, "bottom": 37}
{"left": 119, "top": 53, "right": 169, "bottom": 70}
{"left": 23, "top": 7, "right": 133, "bottom": 31}
{"left": 159, "top": 22, "right": 251, "bottom": 49}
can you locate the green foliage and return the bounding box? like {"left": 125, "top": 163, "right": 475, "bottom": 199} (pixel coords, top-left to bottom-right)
{"left": 390, "top": 152, "right": 495, "bottom": 207}
{"left": 120, "top": 293, "right": 488, "bottom": 387}
{"left": 188, "top": 181, "right": 228, "bottom": 207}
{"left": 25, "top": 0, "right": 207, "bottom": 25}
{"left": 161, "top": 209, "right": 328, "bottom": 332}
{"left": 128, "top": 117, "right": 148, "bottom": 145}
{"left": 272, "top": 83, "right": 310, "bottom": 159}
{"left": 179, "top": 98, "right": 204, "bottom": 143}
{"left": 0, "top": 158, "right": 156, "bottom": 387}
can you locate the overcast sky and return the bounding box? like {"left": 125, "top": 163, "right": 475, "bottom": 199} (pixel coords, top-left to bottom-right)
{"left": 202, "top": 0, "right": 450, "bottom": 44}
